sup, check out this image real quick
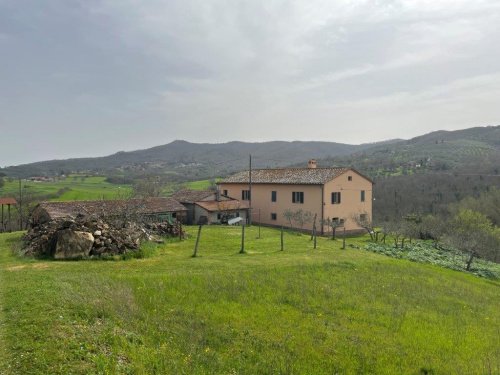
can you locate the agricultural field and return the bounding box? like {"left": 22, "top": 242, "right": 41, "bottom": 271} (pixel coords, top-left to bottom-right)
{"left": 1, "top": 226, "right": 499, "bottom": 374}
{"left": 0, "top": 175, "right": 132, "bottom": 202}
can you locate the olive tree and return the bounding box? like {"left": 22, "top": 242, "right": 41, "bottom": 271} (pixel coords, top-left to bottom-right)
{"left": 444, "top": 209, "right": 498, "bottom": 271}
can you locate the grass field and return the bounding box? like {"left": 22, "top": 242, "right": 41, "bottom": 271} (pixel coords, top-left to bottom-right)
{"left": 0, "top": 176, "right": 132, "bottom": 202}
{"left": 184, "top": 179, "right": 216, "bottom": 191}
{"left": 0, "top": 176, "right": 214, "bottom": 203}
{"left": 1, "top": 226, "right": 499, "bottom": 374}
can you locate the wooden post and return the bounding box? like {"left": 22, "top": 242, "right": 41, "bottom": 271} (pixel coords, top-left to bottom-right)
{"left": 1, "top": 204, "right": 4, "bottom": 232}
{"left": 8, "top": 204, "right": 11, "bottom": 233}
{"left": 240, "top": 224, "right": 246, "bottom": 254}
{"left": 258, "top": 209, "right": 261, "bottom": 239}
{"left": 178, "top": 222, "right": 183, "bottom": 241}
{"left": 192, "top": 225, "right": 202, "bottom": 257}
{"left": 310, "top": 213, "right": 317, "bottom": 241}
{"left": 280, "top": 226, "right": 284, "bottom": 251}
{"left": 19, "top": 179, "right": 22, "bottom": 231}
{"left": 313, "top": 226, "right": 317, "bottom": 249}
{"left": 342, "top": 227, "right": 346, "bottom": 250}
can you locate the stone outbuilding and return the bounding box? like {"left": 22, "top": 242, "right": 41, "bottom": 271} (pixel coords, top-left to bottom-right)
{"left": 30, "top": 197, "right": 187, "bottom": 226}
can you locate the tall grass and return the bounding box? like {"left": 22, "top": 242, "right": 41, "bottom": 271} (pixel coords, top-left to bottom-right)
{"left": 1, "top": 227, "right": 499, "bottom": 374}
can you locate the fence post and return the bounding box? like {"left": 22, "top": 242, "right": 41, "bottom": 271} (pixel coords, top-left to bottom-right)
{"left": 192, "top": 225, "right": 202, "bottom": 257}
{"left": 280, "top": 226, "right": 284, "bottom": 251}
{"left": 314, "top": 226, "right": 317, "bottom": 249}
{"left": 239, "top": 224, "right": 246, "bottom": 254}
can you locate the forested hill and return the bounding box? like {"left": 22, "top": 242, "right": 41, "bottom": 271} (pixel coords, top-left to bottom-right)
{"left": 1, "top": 125, "right": 498, "bottom": 181}
{"left": 0, "top": 140, "right": 396, "bottom": 179}
{"left": 318, "top": 125, "right": 500, "bottom": 177}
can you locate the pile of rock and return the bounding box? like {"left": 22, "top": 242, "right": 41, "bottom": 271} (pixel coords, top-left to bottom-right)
{"left": 22, "top": 216, "right": 180, "bottom": 259}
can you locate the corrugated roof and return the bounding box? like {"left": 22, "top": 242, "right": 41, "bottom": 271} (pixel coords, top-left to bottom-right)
{"left": 0, "top": 197, "right": 17, "bottom": 205}
{"left": 195, "top": 200, "right": 249, "bottom": 212}
{"left": 171, "top": 189, "right": 215, "bottom": 203}
{"left": 219, "top": 167, "right": 352, "bottom": 185}
{"left": 37, "top": 197, "right": 186, "bottom": 220}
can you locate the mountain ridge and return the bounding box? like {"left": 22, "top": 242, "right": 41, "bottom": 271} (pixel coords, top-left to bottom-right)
{"left": 1, "top": 125, "right": 498, "bottom": 179}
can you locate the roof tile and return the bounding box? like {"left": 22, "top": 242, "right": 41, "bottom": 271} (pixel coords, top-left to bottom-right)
{"left": 220, "top": 167, "right": 351, "bottom": 185}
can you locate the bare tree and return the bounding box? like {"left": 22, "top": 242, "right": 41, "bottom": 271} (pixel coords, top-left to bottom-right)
{"left": 133, "top": 176, "right": 164, "bottom": 198}
{"left": 293, "top": 209, "right": 313, "bottom": 230}
{"left": 352, "top": 211, "right": 376, "bottom": 241}
{"left": 283, "top": 209, "right": 294, "bottom": 231}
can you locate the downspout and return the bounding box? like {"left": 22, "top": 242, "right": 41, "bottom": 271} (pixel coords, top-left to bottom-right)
{"left": 321, "top": 184, "right": 324, "bottom": 235}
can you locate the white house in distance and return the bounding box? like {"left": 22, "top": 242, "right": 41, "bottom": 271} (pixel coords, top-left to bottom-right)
{"left": 218, "top": 160, "right": 373, "bottom": 234}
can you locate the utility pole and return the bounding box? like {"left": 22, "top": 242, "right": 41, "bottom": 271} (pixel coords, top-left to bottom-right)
{"left": 18, "top": 179, "right": 23, "bottom": 230}
{"left": 248, "top": 154, "right": 252, "bottom": 225}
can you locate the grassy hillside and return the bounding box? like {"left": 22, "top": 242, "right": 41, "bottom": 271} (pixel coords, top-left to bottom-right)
{"left": 0, "top": 175, "right": 131, "bottom": 202}
{"left": 1, "top": 227, "right": 499, "bottom": 374}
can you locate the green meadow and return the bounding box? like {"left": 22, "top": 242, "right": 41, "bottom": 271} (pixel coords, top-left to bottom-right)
{"left": 0, "top": 176, "right": 214, "bottom": 203}
{"left": 0, "top": 176, "right": 131, "bottom": 201}
{"left": 1, "top": 226, "right": 499, "bottom": 374}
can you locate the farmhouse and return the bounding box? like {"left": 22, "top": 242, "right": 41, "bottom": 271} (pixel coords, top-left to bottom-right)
{"left": 31, "top": 197, "right": 187, "bottom": 226}
{"left": 218, "top": 160, "right": 373, "bottom": 233}
{"left": 171, "top": 189, "right": 249, "bottom": 225}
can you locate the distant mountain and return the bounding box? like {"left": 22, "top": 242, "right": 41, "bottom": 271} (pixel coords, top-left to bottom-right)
{"left": 1, "top": 125, "right": 498, "bottom": 181}
{"left": 318, "top": 125, "right": 500, "bottom": 177}
{"left": 0, "top": 140, "right": 396, "bottom": 179}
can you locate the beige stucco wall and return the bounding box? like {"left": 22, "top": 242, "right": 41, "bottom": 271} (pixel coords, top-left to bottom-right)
{"left": 219, "top": 170, "right": 372, "bottom": 233}
{"left": 322, "top": 171, "right": 373, "bottom": 232}
{"left": 219, "top": 183, "right": 323, "bottom": 231}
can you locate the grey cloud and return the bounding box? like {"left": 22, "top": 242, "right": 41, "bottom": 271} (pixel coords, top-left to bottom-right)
{"left": 0, "top": 0, "right": 499, "bottom": 166}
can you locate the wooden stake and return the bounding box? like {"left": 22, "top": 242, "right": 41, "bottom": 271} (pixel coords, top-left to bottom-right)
{"left": 240, "top": 224, "right": 246, "bottom": 254}
{"left": 342, "top": 227, "right": 346, "bottom": 249}
{"left": 8, "top": 204, "right": 11, "bottom": 233}
{"left": 280, "top": 226, "right": 284, "bottom": 251}
{"left": 313, "top": 226, "right": 317, "bottom": 249}
{"left": 257, "top": 208, "right": 261, "bottom": 239}
{"left": 310, "top": 213, "right": 317, "bottom": 241}
{"left": 192, "top": 225, "right": 202, "bottom": 257}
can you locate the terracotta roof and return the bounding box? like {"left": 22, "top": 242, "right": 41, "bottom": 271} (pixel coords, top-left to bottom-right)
{"left": 0, "top": 197, "right": 17, "bottom": 205}
{"left": 219, "top": 167, "right": 353, "bottom": 185}
{"left": 171, "top": 189, "right": 215, "bottom": 203}
{"left": 37, "top": 197, "right": 186, "bottom": 220}
{"left": 195, "top": 200, "right": 249, "bottom": 212}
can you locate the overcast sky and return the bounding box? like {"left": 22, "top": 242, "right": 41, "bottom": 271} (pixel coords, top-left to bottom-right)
{"left": 1, "top": 0, "right": 499, "bottom": 166}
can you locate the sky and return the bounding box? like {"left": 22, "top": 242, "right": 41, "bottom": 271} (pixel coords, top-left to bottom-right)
{"left": 1, "top": 0, "right": 499, "bottom": 166}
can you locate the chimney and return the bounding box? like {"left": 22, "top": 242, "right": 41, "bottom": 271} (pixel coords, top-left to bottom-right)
{"left": 307, "top": 159, "right": 317, "bottom": 169}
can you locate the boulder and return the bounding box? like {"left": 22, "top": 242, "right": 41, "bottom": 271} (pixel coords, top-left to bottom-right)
{"left": 54, "top": 230, "right": 94, "bottom": 260}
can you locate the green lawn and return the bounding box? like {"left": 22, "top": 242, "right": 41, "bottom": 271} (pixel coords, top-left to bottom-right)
{"left": 184, "top": 179, "right": 216, "bottom": 191}
{"left": 1, "top": 227, "right": 499, "bottom": 374}
{"left": 0, "top": 175, "right": 132, "bottom": 201}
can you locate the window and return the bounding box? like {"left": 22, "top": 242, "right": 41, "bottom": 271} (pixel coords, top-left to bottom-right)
{"left": 292, "top": 191, "right": 304, "bottom": 203}
{"left": 271, "top": 213, "right": 277, "bottom": 221}
{"left": 217, "top": 213, "right": 221, "bottom": 220}
{"left": 332, "top": 217, "right": 345, "bottom": 226}
{"left": 359, "top": 214, "right": 368, "bottom": 223}
{"left": 242, "top": 190, "right": 250, "bottom": 200}
{"left": 223, "top": 189, "right": 228, "bottom": 196}
{"left": 348, "top": 176, "right": 352, "bottom": 181}
{"left": 361, "top": 190, "right": 365, "bottom": 202}
{"left": 331, "top": 192, "right": 341, "bottom": 204}
{"left": 271, "top": 191, "right": 277, "bottom": 202}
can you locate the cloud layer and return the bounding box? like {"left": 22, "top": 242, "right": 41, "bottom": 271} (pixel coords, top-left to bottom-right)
{"left": 1, "top": 0, "right": 499, "bottom": 165}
